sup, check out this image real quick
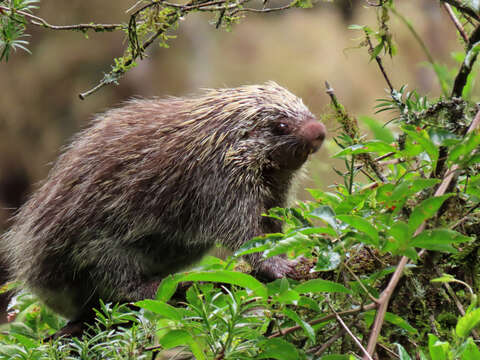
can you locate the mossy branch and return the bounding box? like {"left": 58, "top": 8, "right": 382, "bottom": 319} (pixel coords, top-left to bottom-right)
{"left": 0, "top": 5, "right": 124, "bottom": 32}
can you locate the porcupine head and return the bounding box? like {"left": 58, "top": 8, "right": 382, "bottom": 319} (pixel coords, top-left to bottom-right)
{"left": 4, "top": 82, "right": 326, "bottom": 320}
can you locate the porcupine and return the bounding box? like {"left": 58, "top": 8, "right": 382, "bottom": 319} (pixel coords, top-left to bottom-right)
{"left": 4, "top": 82, "right": 326, "bottom": 325}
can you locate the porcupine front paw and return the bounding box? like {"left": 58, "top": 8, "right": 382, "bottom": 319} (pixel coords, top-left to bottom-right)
{"left": 254, "top": 255, "right": 310, "bottom": 281}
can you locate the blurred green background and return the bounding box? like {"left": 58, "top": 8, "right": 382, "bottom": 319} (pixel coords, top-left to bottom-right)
{"left": 0, "top": 0, "right": 464, "bottom": 229}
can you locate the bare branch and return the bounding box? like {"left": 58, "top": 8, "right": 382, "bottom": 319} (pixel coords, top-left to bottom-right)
{"left": 311, "top": 330, "right": 345, "bottom": 356}
{"left": 440, "top": 0, "right": 480, "bottom": 22}
{"left": 442, "top": 3, "right": 469, "bottom": 43}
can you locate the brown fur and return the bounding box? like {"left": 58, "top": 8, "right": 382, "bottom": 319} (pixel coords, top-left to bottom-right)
{"left": 4, "top": 82, "right": 326, "bottom": 321}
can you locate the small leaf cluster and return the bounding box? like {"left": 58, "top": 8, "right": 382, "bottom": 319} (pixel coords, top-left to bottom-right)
{"left": 0, "top": 0, "right": 38, "bottom": 61}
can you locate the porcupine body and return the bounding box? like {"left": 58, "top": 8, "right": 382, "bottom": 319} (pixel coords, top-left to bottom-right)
{"left": 4, "top": 82, "right": 326, "bottom": 321}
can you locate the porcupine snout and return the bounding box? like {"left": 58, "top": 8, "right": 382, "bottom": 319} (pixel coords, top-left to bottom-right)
{"left": 299, "top": 119, "right": 326, "bottom": 153}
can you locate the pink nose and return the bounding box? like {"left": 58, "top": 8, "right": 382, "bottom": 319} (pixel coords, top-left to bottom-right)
{"left": 300, "top": 120, "right": 326, "bottom": 150}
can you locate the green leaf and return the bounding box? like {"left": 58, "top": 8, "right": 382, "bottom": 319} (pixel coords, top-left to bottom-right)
{"left": 448, "top": 130, "right": 480, "bottom": 164}
{"left": 264, "top": 232, "right": 312, "bottom": 258}
{"left": 333, "top": 140, "right": 396, "bottom": 157}
{"left": 389, "top": 178, "right": 440, "bottom": 202}
{"left": 385, "top": 312, "right": 417, "bottom": 334}
{"left": 268, "top": 279, "right": 301, "bottom": 304}
{"left": 408, "top": 194, "right": 453, "bottom": 234}
{"left": 430, "top": 274, "right": 456, "bottom": 283}
{"left": 411, "top": 229, "right": 471, "bottom": 253}
{"left": 460, "top": 337, "right": 480, "bottom": 359}
{"left": 306, "top": 189, "right": 341, "bottom": 206}
{"left": 9, "top": 333, "right": 38, "bottom": 349}
{"left": 234, "top": 234, "right": 282, "bottom": 257}
{"left": 348, "top": 24, "right": 365, "bottom": 30}
{"left": 404, "top": 127, "right": 439, "bottom": 169}
{"left": 135, "top": 299, "right": 181, "bottom": 321}
{"left": 158, "top": 329, "right": 192, "bottom": 348}
{"left": 258, "top": 338, "right": 300, "bottom": 360}
{"left": 376, "top": 183, "right": 395, "bottom": 202}
{"left": 315, "top": 250, "right": 341, "bottom": 271}
{"left": 178, "top": 270, "right": 268, "bottom": 298}
{"left": 298, "top": 296, "right": 322, "bottom": 312}
{"left": 283, "top": 308, "right": 316, "bottom": 343}
{"left": 309, "top": 205, "right": 337, "bottom": 230}
{"left": 428, "top": 128, "right": 460, "bottom": 146}
{"left": 158, "top": 330, "right": 207, "bottom": 360}
{"left": 294, "top": 279, "right": 351, "bottom": 294}
{"left": 359, "top": 115, "right": 395, "bottom": 143}
{"left": 456, "top": 308, "right": 480, "bottom": 338}
{"left": 428, "top": 334, "right": 449, "bottom": 360}
{"left": 298, "top": 226, "right": 337, "bottom": 237}
{"left": 337, "top": 214, "right": 379, "bottom": 246}
{"left": 155, "top": 275, "right": 179, "bottom": 302}
{"left": 291, "top": 0, "right": 313, "bottom": 8}
{"left": 395, "top": 343, "right": 413, "bottom": 360}
{"left": 384, "top": 221, "right": 417, "bottom": 260}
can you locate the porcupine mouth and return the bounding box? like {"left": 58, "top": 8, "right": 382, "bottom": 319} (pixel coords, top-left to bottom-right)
{"left": 309, "top": 137, "right": 325, "bottom": 154}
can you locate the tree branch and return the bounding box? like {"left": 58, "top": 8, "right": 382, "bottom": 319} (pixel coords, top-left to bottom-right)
{"left": 442, "top": 3, "right": 469, "bottom": 43}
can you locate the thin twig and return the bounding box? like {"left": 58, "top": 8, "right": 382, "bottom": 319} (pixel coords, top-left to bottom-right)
{"left": 363, "top": 108, "right": 480, "bottom": 358}
{"left": 268, "top": 302, "right": 377, "bottom": 339}
{"left": 377, "top": 343, "right": 400, "bottom": 359}
{"left": 312, "top": 330, "right": 345, "bottom": 356}
{"left": 344, "top": 263, "right": 380, "bottom": 304}
{"left": 326, "top": 300, "right": 374, "bottom": 360}
{"left": 442, "top": 3, "right": 469, "bottom": 43}
{"left": 442, "top": 281, "right": 480, "bottom": 339}
{"left": 441, "top": 0, "right": 480, "bottom": 22}
{"left": 365, "top": 32, "right": 395, "bottom": 94}
{"left": 451, "top": 203, "right": 480, "bottom": 229}
{"left": 232, "top": 2, "right": 294, "bottom": 15}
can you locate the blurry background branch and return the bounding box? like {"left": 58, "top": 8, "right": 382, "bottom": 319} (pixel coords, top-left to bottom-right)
{"left": 0, "top": 0, "right": 309, "bottom": 99}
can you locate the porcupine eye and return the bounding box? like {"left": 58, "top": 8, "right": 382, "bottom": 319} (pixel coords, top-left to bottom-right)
{"left": 272, "top": 121, "right": 290, "bottom": 136}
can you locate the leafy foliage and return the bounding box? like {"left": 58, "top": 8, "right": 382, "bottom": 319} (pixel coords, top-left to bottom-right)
{"left": 0, "top": 0, "right": 38, "bottom": 61}
{"left": 1, "top": 0, "right": 480, "bottom": 359}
